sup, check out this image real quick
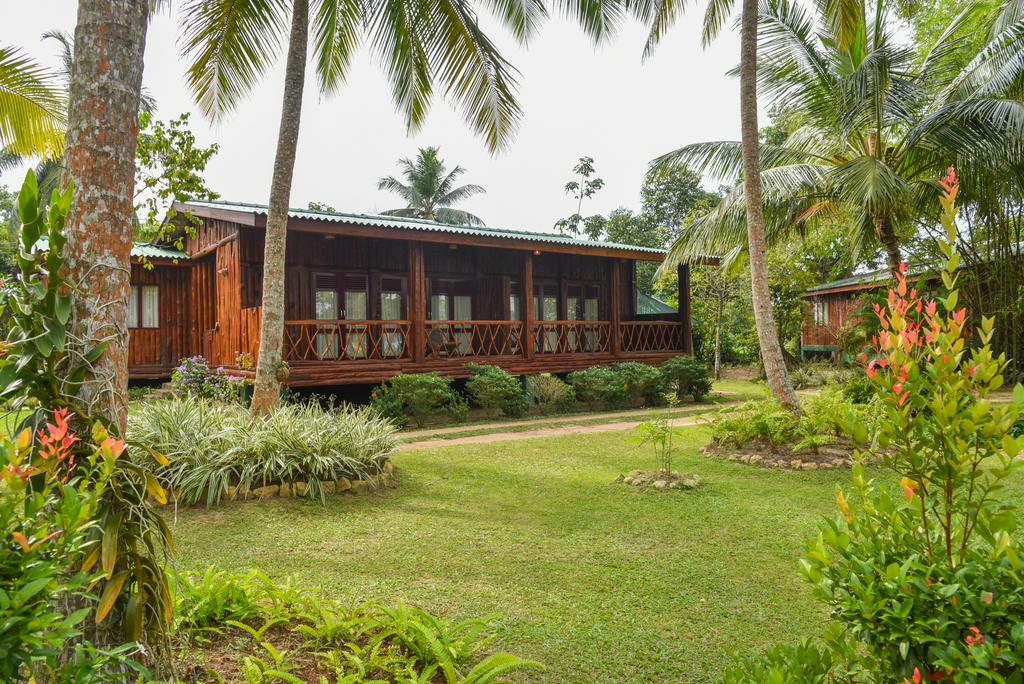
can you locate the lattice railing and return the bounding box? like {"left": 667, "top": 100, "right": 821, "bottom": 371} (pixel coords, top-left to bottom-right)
{"left": 618, "top": 321, "right": 685, "bottom": 353}
{"left": 532, "top": 321, "right": 611, "bottom": 354}
{"left": 424, "top": 320, "right": 524, "bottom": 359}
{"left": 283, "top": 320, "right": 411, "bottom": 361}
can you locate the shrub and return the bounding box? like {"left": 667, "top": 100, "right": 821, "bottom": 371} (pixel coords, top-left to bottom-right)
{"left": 464, "top": 364, "right": 529, "bottom": 418}
{"left": 660, "top": 356, "right": 712, "bottom": 402}
{"left": 370, "top": 373, "right": 464, "bottom": 427}
{"left": 567, "top": 366, "right": 628, "bottom": 409}
{"left": 803, "top": 174, "right": 1024, "bottom": 681}
{"left": 612, "top": 362, "right": 665, "bottom": 407}
{"left": 841, "top": 374, "right": 875, "bottom": 404}
{"left": 129, "top": 397, "right": 398, "bottom": 505}
{"left": 171, "top": 355, "right": 248, "bottom": 402}
{"left": 528, "top": 374, "right": 576, "bottom": 413}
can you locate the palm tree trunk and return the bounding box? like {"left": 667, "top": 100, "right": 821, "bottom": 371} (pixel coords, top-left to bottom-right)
{"left": 251, "top": 0, "right": 308, "bottom": 415}
{"left": 874, "top": 213, "right": 902, "bottom": 275}
{"left": 714, "top": 292, "right": 723, "bottom": 380}
{"left": 739, "top": 0, "right": 800, "bottom": 412}
{"left": 62, "top": 0, "right": 149, "bottom": 434}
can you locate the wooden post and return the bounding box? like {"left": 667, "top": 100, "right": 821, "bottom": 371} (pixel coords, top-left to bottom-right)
{"left": 523, "top": 251, "right": 535, "bottom": 360}
{"left": 678, "top": 262, "right": 693, "bottom": 354}
{"left": 609, "top": 259, "right": 622, "bottom": 357}
{"left": 409, "top": 242, "right": 426, "bottom": 363}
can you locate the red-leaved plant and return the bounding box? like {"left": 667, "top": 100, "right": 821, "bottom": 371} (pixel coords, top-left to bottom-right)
{"left": 802, "top": 168, "right": 1024, "bottom": 680}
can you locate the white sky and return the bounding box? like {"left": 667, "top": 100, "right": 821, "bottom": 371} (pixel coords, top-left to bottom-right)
{"left": 1, "top": 2, "right": 747, "bottom": 233}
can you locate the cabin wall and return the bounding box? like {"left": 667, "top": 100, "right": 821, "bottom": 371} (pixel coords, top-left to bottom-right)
{"left": 128, "top": 263, "right": 190, "bottom": 374}
{"left": 801, "top": 293, "right": 863, "bottom": 348}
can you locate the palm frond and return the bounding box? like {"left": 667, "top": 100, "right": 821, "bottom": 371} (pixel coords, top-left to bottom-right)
{"left": 701, "top": 0, "right": 735, "bottom": 47}
{"left": 552, "top": 0, "right": 628, "bottom": 44}
{"left": 652, "top": 139, "right": 827, "bottom": 182}
{"left": 0, "top": 46, "right": 65, "bottom": 158}
{"left": 179, "top": 0, "right": 289, "bottom": 119}
{"left": 437, "top": 183, "right": 485, "bottom": 206}
{"left": 311, "top": 0, "right": 361, "bottom": 95}
{"left": 434, "top": 207, "right": 485, "bottom": 225}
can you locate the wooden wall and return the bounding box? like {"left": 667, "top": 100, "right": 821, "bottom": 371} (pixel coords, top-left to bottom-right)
{"left": 128, "top": 262, "right": 190, "bottom": 374}
{"left": 801, "top": 293, "right": 863, "bottom": 347}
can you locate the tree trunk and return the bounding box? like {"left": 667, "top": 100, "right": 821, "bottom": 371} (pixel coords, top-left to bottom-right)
{"left": 874, "top": 213, "right": 902, "bottom": 275}
{"left": 713, "top": 293, "right": 723, "bottom": 380}
{"left": 62, "top": 0, "right": 150, "bottom": 434}
{"left": 250, "top": 0, "right": 308, "bottom": 415}
{"left": 739, "top": 0, "right": 800, "bottom": 412}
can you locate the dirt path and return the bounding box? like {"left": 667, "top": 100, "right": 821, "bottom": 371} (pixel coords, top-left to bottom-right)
{"left": 399, "top": 413, "right": 712, "bottom": 451}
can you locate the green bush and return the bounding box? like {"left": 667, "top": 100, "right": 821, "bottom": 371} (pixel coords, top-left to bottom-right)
{"left": 612, "top": 362, "right": 665, "bottom": 407}
{"left": 464, "top": 364, "right": 528, "bottom": 418}
{"left": 527, "top": 374, "right": 576, "bottom": 413}
{"left": 711, "top": 388, "right": 878, "bottom": 454}
{"left": 370, "top": 373, "right": 465, "bottom": 427}
{"left": 129, "top": 397, "right": 398, "bottom": 505}
{"left": 660, "top": 356, "right": 712, "bottom": 402}
{"left": 567, "top": 366, "right": 628, "bottom": 409}
{"left": 842, "top": 374, "right": 875, "bottom": 404}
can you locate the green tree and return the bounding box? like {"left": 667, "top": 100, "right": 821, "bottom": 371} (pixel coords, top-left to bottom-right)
{"left": 640, "top": 164, "right": 718, "bottom": 242}
{"left": 556, "top": 156, "right": 605, "bottom": 235}
{"left": 378, "top": 146, "right": 485, "bottom": 225}
{"left": 656, "top": 0, "right": 1024, "bottom": 276}
{"left": 307, "top": 200, "right": 337, "bottom": 212}
{"left": 134, "top": 111, "right": 220, "bottom": 245}
{"left": 181, "top": 0, "right": 619, "bottom": 414}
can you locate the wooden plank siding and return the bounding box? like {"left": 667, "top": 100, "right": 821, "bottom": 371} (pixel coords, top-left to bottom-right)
{"left": 130, "top": 214, "right": 694, "bottom": 385}
{"left": 800, "top": 293, "right": 864, "bottom": 349}
{"left": 127, "top": 262, "right": 190, "bottom": 377}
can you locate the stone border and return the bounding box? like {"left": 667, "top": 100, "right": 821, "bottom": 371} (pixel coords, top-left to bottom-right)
{"left": 702, "top": 446, "right": 855, "bottom": 470}
{"left": 167, "top": 459, "right": 397, "bottom": 505}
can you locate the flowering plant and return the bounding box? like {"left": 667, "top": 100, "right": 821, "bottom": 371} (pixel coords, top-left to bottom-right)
{"left": 172, "top": 355, "right": 249, "bottom": 402}
{"left": 803, "top": 169, "right": 1024, "bottom": 680}
{"left": 0, "top": 411, "right": 131, "bottom": 681}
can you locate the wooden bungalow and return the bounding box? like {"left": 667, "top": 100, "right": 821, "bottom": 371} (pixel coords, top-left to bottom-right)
{"left": 801, "top": 268, "right": 938, "bottom": 360}
{"left": 128, "top": 200, "right": 700, "bottom": 386}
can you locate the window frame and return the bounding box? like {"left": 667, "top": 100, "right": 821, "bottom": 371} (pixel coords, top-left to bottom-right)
{"left": 128, "top": 284, "right": 160, "bottom": 330}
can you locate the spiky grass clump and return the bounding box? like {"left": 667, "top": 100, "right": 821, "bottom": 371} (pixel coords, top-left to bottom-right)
{"left": 129, "top": 398, "right": 398, "bottom": 506}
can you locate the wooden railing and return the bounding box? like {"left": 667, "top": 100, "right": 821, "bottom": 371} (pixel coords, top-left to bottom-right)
{"left": 279, "top": 319, "right": 684, "bottom": 363}
{"left": 283, "top": 320, "right": 411, "bottom": 361}
{"left": 618, "top": 321, "right": 685, "bottom": 353}
{"left": 533, "top": 321, "right": 611, "bottom": 354}
{"left": 425, "top": 320, "right": 524, "bottom": 358}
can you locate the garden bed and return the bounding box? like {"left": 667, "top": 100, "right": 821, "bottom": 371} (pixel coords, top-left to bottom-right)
{"left": 701, "top": 441, "right": 856, "bottom": 470}
{"left": 614, "top": 469, "right": 703, "bottom": 489}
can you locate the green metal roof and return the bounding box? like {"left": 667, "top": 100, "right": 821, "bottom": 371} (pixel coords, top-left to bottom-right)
{"left": 184, "top": 199, "right": 667, "bottom": 257}
{"left": 805, "top": 266, "right": 938, "bottom": 296}
{"left": 34, "top": 235, "right": 189, "bottom": 261}
{"left": 637, "top": 292, "right": 677, "bottom": 314}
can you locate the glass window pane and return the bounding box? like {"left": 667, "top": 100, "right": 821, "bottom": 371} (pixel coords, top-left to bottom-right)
{"left": 453, "top": 296, "right": 472, "bottom": 320}
{"left": 567, "top": 297, "right": 581, "bottom": 321}
{"left": 381, "top": 292, "right": 403, "bottom": 320}
{"left": 344, "top": 291, "right": 367, "bottom": 319}
{"left": 128, "top": 286, "right": 139, "bottom": 329}
{"left": 510, "top": 295, "right": 520, "bottom": 320}
{"left": 142, "top": 286, "right": 159, "bottom": 328}
{"left": 316, "top": 290, "right": 338, "bottom": 320}
{"left": 584, "top": 298, "right": 599, "bottom": 321}
{"left": 543, "top": 297, "right": 558, "bottom": 321}
{"left": 430, "top": 295, "right": 448, "bottom": 320}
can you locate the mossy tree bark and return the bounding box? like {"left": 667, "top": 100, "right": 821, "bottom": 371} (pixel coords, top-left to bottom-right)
{"left": 62, "top": 0, "right": 150, "bottom": 432}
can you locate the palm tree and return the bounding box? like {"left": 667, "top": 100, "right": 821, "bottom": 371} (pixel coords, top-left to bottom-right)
{"left": 654, "top": 0, "right": 1024, "bottom": 277}
{"left": 378, "top": 147, "right": 485, "bottom": 225}
{"left": 181, "top": 0, "right": 638, "bottom": 414}
{"left": 0, "top": 44, "right": 64, "bottom": 159}
{"left": 633, "top": 0, "right": 801, "bottom": 410}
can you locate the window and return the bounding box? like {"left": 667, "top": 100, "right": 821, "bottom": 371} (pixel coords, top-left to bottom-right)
{"left": 812, "top": 298, "right": 829, "bottom": 326}
{"left": 313, "top": 272, "right": 368, "bottom": 358}
{"left": 509, "top": 280, "right": 521, "bottom": 320}
{"left": 379, "top": 276, "right": 407, "bottom": 358}
{"left": 128, "top": 285, "right": 159, "bottom": 329}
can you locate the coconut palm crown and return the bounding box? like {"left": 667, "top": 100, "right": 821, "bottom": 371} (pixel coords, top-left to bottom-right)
{"left": 652, "top": 0, "right": 1024, "bottom": 274}
{"left": 378, "top": 147, "right": 485, "bottom": 225}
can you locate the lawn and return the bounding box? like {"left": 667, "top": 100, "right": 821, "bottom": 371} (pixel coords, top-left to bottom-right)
{"left": 172, "top": 421, "right": 862, "bottom": 682}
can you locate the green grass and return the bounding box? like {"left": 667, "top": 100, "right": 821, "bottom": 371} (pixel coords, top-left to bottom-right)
{"left": 171, "top": 423, "right": 870, "bottom": 682}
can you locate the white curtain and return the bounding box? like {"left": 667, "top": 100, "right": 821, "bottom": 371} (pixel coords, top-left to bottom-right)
{"left": 128, "top": 286, "right": 140, "bottom": 328}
